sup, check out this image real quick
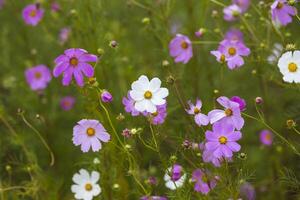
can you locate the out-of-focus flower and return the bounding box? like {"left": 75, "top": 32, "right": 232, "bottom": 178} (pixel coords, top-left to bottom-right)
{"left": 60, "top": 96, "right": 75, "bottom": 111}
{"left": 169, "top": 34, "right": 193, "bottom": 64}
{"left": 140, "top": 196, "right": 168, "bottom": 200}
{"left": 147, "top": 176, "right": 158, "bottom": 185}
{"left": 51, "top": 2, "right": 60, "bottom": 12}
{"left": 22, "top": 4, "right": 44, "bottom": 26}
{"left": 25, "top": 65, "right": 51, "bottom": 91}
{"left": 122, "top": 91, "right": 141, "bottom": 116}
{"left": 191, "top": 169, "right": 217, "bottom": 194}
{"left": 271, "top": 0, "right": 297, "bottom": 26}
{"left": 223, "top": 4, "right": 242, "bottom": 21}
{"left": 277, "top": 50, "right": 300, "bottom": 83}
{"left": 53, "top": 48, "right": 98, "bottom": 87}
{"left": 233, "top": 0, "right": 250, "bottom": 13}
{"left": 129, "top": 75, "right": 169, "bottom": 113}
{"left": 205, "top": 121, "right": 242, "bottom": 158}
{"left": 72, "top": 119, "right": 110, "bottom": 152}
{"left": 240, "top": 182, "right": 256, "bottom": 200}
{"left": 121, "top": 128, "right": 132, "bottom": 138}
{"left": 71, "top": 169, "right": 101, "bottom": 200}
{"left": 208, "top": 96, "right": 244, "bottom": 130}
{"left": 195, "top": 28, "right": 206, "bottom": 38}
{"left": 267, "top": 43, "right": 283, "bottom": 64}
{"left": 101, "top": 90, "right": 113, "bottom": 103}
{"left": 59, "top": 27, "right": 71, "bottom": 45}
{"left": 224, "top": 28, "right": 244, "bottom": 42}
{"left": 164, "top": 164, "right": 186, "bottom": 190}
{"left": 144, "top": 103, "right": 167, "bottom": 125}
{"left": 0, "top": 0, "right": 5, "bottom": 9}
{"left": 259, "top": 129, "right": 273, "bottom": 146}
{"left": 230, "top": 96, "right": 246, "bottom": 111}
{"left": 186, "top": 99, "right": 209, "bottom": 126}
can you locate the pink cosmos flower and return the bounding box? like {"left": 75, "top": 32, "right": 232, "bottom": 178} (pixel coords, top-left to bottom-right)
{"left": 60, "top": 96, "right": 75, "bottom": 111}
{"left": 51, "top": 2, "right": 60, "bottom": 12}
{"left": 186, "top": 99, "right": 209, "bottom": 126}
{"left": 25, "top": 65, "right": 51, "bottom": 91}
{"left": 122, "top": 91, "right": 140, "bottom": 116}
{"left": 143, "top": 103, "right": 167, "bottom": 125}
{"left": 208, "top": 96, "right": 245, "bottom": 130}
{"left": 205, "top": 121, "right": 242, "bottom": 158}
{"left": 199, "top": 142, "right": 232, "bottom": 167}
{"left": 191, "top": 169, "right": 217, "bottom": 194}
{"left": 53, "top": 48, "right": 98, "bottom": 87}
{"left": 223, "top": 4, "right": 242, "bottom": 21}
{"left": 73, "top": 119, "right": 110, "bottom": 152}
{"left": 169, "top": 34, "right": 193, "bottom": 64}
{"left": 22, "top": 4, "right": 44, "bottom": 26}
{"left": 240, "top": 182, "right": 256, "bottom": 200}
{"left": 230, "top": 96, "right": 246, "bottom": 111}
{"left": 271, "top": 0, "right": 297, "bottom": 26}
{"left": 224, "top": 28, "right": 244, "bottom": 42}
{"left": 59, "top": 27, "right": 71, "bottom": 45}
{"left": 233, "top": 0, "right": 250, "bottom": 13}
{"left": 259, "top": 129, "right": 273, "bottom": 146}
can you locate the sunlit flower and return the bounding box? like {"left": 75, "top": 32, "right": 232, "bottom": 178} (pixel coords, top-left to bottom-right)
{"left": 271, "top": 0, "right": 297, "bottom": 26}
{"left": 223, "top": 4, "right": 242, "bottom": 21}
{"left": 73, "top": 119, "right": 110, "bottom": 152}
{"left": 277, "top": 50, "right": 300, "bottom": 83}
{"left": 53, "top": 48, "right": 98, "bottom": 87}
{"left": 71, "top": 169, "right": 101, "bottom": 200}
{"left": 22, "top": 3, "right": 44, "bottom": 26}
{"left": 259, "top": 129, "right": 273, "bottom": 146}
{"left": 191, "top": 169, "right": 217, "bottom": 194}
{"left": 130, "top": 75, "right": 169, "bottom": 113}
{"left": 205, "top": 121, "right": 242, "bottom": 158}
{"left": 60, "top": 96, "right": 75, "bottom": 111}
{"left": 208, "top": 96, "right": 244, "bottom": 130}
{"left": 186, "top": 99, "right": 209, "bottom": 126}
{"left": 164, "top": 164, "right": 186, "bottom": 190}
{"left": 25, "top": 65, "right": 51, "bottom": 91}
{"left": 169, "top": 34, "right": 193, "bottom": 64}
{"left": 122, "top": 91, "right": 141, "bottom": 116}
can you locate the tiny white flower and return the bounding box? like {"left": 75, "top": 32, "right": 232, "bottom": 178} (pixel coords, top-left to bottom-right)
{"left": 164, "top": 167, "right": 186, "bottom": 190}
{"left": 71, "top": 169, "right": 101, "bottom": 200}
{"left": 277, "top": 50, "right": 300, "bottom": 83}
{"left": 130, "top": 75, "right": 169, "bottom": 113}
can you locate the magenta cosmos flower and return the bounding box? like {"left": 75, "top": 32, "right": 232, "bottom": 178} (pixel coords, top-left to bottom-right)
{"left": 25, "top": 65, "right": 51, "bottom": 91}
{"left": 122, "top": 91, "right": 140, "bottom": 116}
{"left": 230, "top": 96, "right": 246, "bottom": 111}
{"left": 143, "top": 103, "right": 167, "bottom": 125}
{"left": 205, "top": 121, "right": 242, "bottom": 158}
{"left": 208, "top": 96, "right": 244, "bottom": 130}
{"left": 53, "top": 48, "right": 98, "bottom": 87}
{"left": 60, "top": 96, "right": 75, "bottom": 111}
{"left": 271, "top": 0, "right": 297, "bottom": 26}
{"left": 101, "top": 90, "right": 113, "bottom": 103}
{"left": 192, "top": 169, "right": 217, "bottom": 195}
{"left": 73, "top": 119, "right": 110, "bottom": 152}
{"left": 22, "top": 4, "right": 44, "bottom": 26}
{"left": 259, "top": 129, "right": 273, "bottom": 146}
{"left": 223, "top": 4, "right": 242, "bottom": 21}
{"left": 169, "top": 34, "right": 193, "bottom": 64}
{"left": 186, "top": 99, "right": 209, "bottom": 126}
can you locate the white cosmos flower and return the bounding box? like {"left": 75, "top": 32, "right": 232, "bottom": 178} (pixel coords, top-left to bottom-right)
{"left": 164, "top": 167, "right": 186, "bottom": 190}
{"left": 71, "top": 169, "right": 101, "bottom": 200}
{"left": 129, "top": 75, "right": 169, "bottom": 113}
{"left": 278, "top": 51, "right": 300, "bottom": 83}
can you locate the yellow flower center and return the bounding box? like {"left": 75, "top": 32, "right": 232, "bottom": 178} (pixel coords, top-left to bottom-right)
{"left": 220, "top": 54, "right": 226, "bottom": 63}
{"left": 144, "top": 91, "right": 152, "bottom": 99}
{"left": 181, "top": 41, "right": 189, "bottom": 49}
{"left": 70, "top": 57, "right": 79, "bottom": 66}
{"left": 277, "top": 2, "right": 284, "bottom": 9}
{"left": 228, "top": 47, "right": 236, "bottom": 56}
{"left": 265, "top": 134, "right": 271, "bottom": 141}
{"left": 30, "top": 10, "right": 37, "bottom": 17}
{"left": 152, "top": 111, "right": 158, "bottom": 117}
{"left": 34, "top": 72, "right": 42, "bottom": 79}
{"left": 194, "top": 108, "right": 201, "bottom": 114}
{"left": 225, "top": 108, "right": 233, "bottom": 116}
{"left": 85, "top": 183, "right": 93, "bottom": 191}
{"left": 219, "top": 136, "right": 227, "bottom": 144}
{"left": 201, "top": 175, "right": 208, "bottom": 183}
{"left": 288, "top": 62, "right": 297, "bottom": 72}
{"left": 86, "top": 128, "right": 95, "bottom": 136}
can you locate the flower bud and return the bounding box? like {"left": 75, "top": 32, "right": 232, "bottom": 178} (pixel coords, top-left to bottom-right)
{"left": 286, "top": 119, "right": 296, "bottom": 129}
{"left": 97, "top": 48, "right": 104, "bottom": 56}
{"left": 255, "top": 97, "right": 263, "bottom": 104}
{"left": 238, "top": 152, "right": 247, "bottom": 160}
{"left": 101, "top": 90, "right": 113, "bottom": 103}
{"left": 166, "top": 75, "right": 175, "bottom": 85}
{"left": 116, "top": 113, "right": 125, "bottom": 121}
{"left": 5, "top": 165, "right": 12, "bottom": 172}
{"left": 142, "top": 17, "right": 150, "bottom": 24}
{"left": 195, "top": 28, "right": 206, "bottom": 38}
{"left": 162, "top": 60, "right": 170, "bottom": 67}
{"left": 109, "top": 40, "right": 118, "bottom": 48}
{"left": 113, "top": 183, "right": 120, "bottom": 191}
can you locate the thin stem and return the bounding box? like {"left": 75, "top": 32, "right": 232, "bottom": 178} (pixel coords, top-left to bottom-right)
{"left": 292, "top": 127, "right": 300, "bottom": 136}
{"left": 209, "top": 0, "right": 226, "bottom": 7}
{"left": 19, "top": 113, "right": 55, "bottom": 166}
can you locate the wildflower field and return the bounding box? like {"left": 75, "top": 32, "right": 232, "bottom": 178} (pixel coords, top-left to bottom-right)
{"left": 1, "top": 0, "right": 300, "bottom": 199}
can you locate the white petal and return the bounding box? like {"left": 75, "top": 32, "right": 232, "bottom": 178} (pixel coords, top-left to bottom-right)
{"left": 72, "top": 173, "right": 84, "bottom": 185}
{"left": 91, "top": 171, "right": 100, "bottom": 183}
{"left": 129, "top": 90, "right": 144, "bottom": 101}
{"left": 293, "top": 50, "right": 300, "bottom": 62}
{"left": 79, "top": 169, "right": 90, "bottom": 181}
{"left": 151, "top": 96, "right": 166, "bottom": 106}
{"left": 91, "top": 184, "right": 101, "bottom": 196}
{"left": 155, "top": 88, "right": 169, "bottom": 99}
{"left": 149, "top": 77, "right": 161, "bottom": 92}
{"left": 138, "top": 75, "right": 150, "bottom": 89}
{"left": 145, "top": 100, "right": 157, "bottom": 113}
{"left": 135, "top": 100, "right": 147, "bottom": 112}
{"left": 71, "top": 184, "right": 80, "bottom": 193}
{"left": 131, "top": 81, "right": 145, "bottom": 92}
{"left": 165, "top": 180, "right": 176, "bottom": 190}
{"left": 283, "top": 74, "right": 295, "bottom": 83}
